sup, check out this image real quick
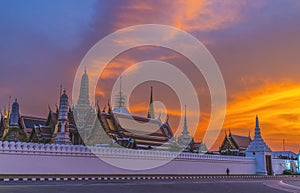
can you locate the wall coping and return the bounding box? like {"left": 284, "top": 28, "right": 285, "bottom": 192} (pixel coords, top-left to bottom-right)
{"left": 0, "top": 141, "right": 255, "bottom": 162}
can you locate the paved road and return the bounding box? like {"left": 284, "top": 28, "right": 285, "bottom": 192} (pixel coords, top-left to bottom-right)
{"left": 0, "top": 178, "right": 299, "bottom": 193}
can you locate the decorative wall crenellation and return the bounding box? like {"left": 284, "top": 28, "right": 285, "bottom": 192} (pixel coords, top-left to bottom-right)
{"left": 0, "top": 141, "right": 255, "bottom": 163}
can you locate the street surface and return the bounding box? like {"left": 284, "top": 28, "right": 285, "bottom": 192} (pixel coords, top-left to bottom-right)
{"left": 0, "top": 176, "right": 300, "bottom": 193}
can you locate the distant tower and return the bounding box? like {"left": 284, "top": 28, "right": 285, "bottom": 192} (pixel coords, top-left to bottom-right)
{"left": 3, "top": 98, "right": 27, "bottom": 142}
{"left": 147, "top": 86, "right": 155, "bottom": 119}
{"left": 177, "top": 105, "right": 193, "bottom": 147}
{"left": 246, "top": 116, "right": 272, "bottom": 175}
{"left": 182, "top": 105, "right": 189, "bottom": 136}
{"left": 73, "top": 68, "right": 95, "bottom": 141}
{"left": 54, "top": 90, "right": 71, "bottom": 144}
{"left": 3, "top": 107, "right": 8, "bottom": 119}
{"left": 9, "top": 98, "right": 19, "bottom": 126}
{"left": 113, "top": 77, "right": 130, "bottom": 114}
{"left": 78, "top": 67, "right": 90, "bottom": 106}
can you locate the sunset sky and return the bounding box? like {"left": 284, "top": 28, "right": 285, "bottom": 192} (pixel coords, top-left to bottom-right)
{"left": 1, "top": 0, "right": 300, "bottom": 152}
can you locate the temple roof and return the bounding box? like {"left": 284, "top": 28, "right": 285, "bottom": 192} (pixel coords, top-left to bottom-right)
{"left": 20, "top": 116, "right": 46, "bottom": 129}
{"left": 99, "top": 110, "right": 174, "bottom": 149}
{"left": 29, "top": 125, "right": 53, "bottom": 144}
{"left": 115, "top": 112, "right": 163, "bottom": 135}
{"left": 220, "top": 132, "right": 251, "bottom": 152}
{"left": 230, "top": 134, "right": 252, "bottom": 149}
{"left": 113, "top": 107, "right": 130, "bottom": 115}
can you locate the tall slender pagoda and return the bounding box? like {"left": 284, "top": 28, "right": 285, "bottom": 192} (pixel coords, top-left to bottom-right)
{"left": 177, "top": 105, "right": 193, "bottom": 147}
{"left": 3, "top": 98, "right": 27, "bottom": 142}
{"left": 246, "top": 116, "right": 272, "bottom": 175}
{"left": 53, "top": 90, "right": 71, "bottom": 144}
{"left": 112, "top": 77, "right": 130, "bottom": 114}
{"left": 147, "top": 86, "right": 155, "bottom": 119}
{"left": 73, "top": 68, "right": 95, "bottom": 141}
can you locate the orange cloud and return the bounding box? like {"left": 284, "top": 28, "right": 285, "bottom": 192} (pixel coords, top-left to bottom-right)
{"left": 113, "top": 0, "right": 255, "bottom": 33}
{"left": 171, "top": 0, "right": 246, "bottom": 31}
{"left": 95, "top": 89, "right": 105, "bottom": 97}
{"left": 100, "top": 57, "right": 138, "bottom": 79}
{"left": 221, "top": 81, "right": 300, "bottom": 152}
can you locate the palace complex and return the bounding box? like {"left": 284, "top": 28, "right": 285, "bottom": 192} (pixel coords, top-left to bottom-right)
{"left": 0, "top": 70, "right": 207, "bottom": 153}
{"left": 0, "top": 70, "right": 298, "bottom": 176}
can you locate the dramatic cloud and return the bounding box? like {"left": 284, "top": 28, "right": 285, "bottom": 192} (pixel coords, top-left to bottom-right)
{"left": 218, "top": 81, "right": 300, "bottom": 151}
{"left": 1, "top": 0, "right": 300, "bottom": 152}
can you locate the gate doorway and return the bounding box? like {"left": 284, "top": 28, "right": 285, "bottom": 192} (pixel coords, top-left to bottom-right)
{"left": 265, "top": 155, "right": 272, "bottom": 175}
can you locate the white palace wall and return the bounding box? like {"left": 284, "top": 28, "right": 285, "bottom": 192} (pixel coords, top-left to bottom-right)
{"left": 0, "top": 141, "right": 257, "bottom": 175}
{"left": 272, "top": 158, "right": 298, "bottom": 175}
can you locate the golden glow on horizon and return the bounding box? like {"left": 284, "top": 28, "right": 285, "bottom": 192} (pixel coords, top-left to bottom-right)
{"left": 223, "top": 81, "right": 300, "bottom": 152}
{"left": 110, "top": 81, "right": 300, "bottom": 152}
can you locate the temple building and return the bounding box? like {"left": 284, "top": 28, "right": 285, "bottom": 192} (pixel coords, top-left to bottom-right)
{"left": 0, "top": 98, "right": 46, "bottom": 142}
{"left": 177, "top": 105, "right": 207, "bottom": 153}
{"left": 177, "top": 105, "right": 193, "bottom": 147}
{"left": 29, "top": 90, "right": 84, "bottom": 145}
{"left": 2, "top": 99, "right": 27, "bottom": 142}
{"left": 246, "top": 116, "right": 272, "bottom": 175}
{"left": 72, "top": 68, "right": 95, "bottom": 141}
{"left": 52, "top": 90, "right": 72, "bottom": 144}
{"left": 73, "top": 69, "right": 112, "bottom": 146}
{"left": 219, "top": 130, "right": 252, "bottom": 156}
{"left": 98, "top": 86, "right": 175, "bottom": 150}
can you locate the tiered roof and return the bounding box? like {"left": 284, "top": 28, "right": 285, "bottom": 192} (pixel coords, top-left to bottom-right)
{"left": 246, "top": 116, "right": 271, "bottom": 152}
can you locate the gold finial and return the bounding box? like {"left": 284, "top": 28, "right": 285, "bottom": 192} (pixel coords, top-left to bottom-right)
{"left": 3, "top": 107, "right": 8, "bottom": 119}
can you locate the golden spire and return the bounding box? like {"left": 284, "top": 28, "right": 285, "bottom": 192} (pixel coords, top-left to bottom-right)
{"left": 3, "top": 107, "right": 8, "bottom": 119}
{"left": 7, "top": 96, "right": 11, "bottom": 119}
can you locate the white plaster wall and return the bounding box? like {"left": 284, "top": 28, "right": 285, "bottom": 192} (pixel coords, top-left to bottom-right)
{"left": 246, "top": 151, "right": 273, "bottom": 175}
{"left": 256, "top": 152, "right": 268, "bottom": 175}
{"left": 0, "top": 141, "right": 256, "bottom": 175}
{"left": 272, "top": 158, "right": 298, "bottom": 175}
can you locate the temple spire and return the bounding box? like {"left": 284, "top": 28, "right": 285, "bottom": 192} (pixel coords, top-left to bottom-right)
{"left": 78, "top": 68, "right": 90, "bottom": 106}
{"left": 182, "top": 105, "right": 189, "bottom": 135}
{"left": 177, "top": 105, "right": 193, "bottom": 147}
{"left": 3, "top": 106, "right": 8, "bottom": 119}
{"left": 54, "top": 90, "right": 71, "bottom": 144}
{"left": 58, "top": 90, "right": 69, "bottom": 121}
{"left": 112, "top": 77, "right": 130, "bottom": 114}
{"left": 147, "top": 86, "right": 155, "bottom": 119}
{"left": 7, "top": 96, "right": 11, "bottom": 119}
{"left": 246, "top": 116, "right": 271, "bottom": 152}
{"left": 118, "top": 76, "right": 123, "bottom": 108}
{"left": 245, "top": 115, "right": 272, "bottom": 175}
{"left": 254, "top": 115, "right": 262, "bottom": 139}
{"left": 9, "top": 98, "right": 19, "bottom": 126}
